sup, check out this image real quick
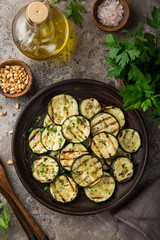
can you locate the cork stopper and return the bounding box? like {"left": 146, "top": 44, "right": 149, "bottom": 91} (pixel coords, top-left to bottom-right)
{"left": 26, "top": 1, "right": 48, "bottom": 24}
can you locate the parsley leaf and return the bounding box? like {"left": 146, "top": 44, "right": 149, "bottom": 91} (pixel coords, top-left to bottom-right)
{"left": 0, "top": 202, "right": 10, "bottom": 240}
{"left": 66, "top": 0, "right": 87, "bottom": 27}
{"left": 104, "top": 6, "right": 160, "bottom": 128}
{"left": 52, "top": 0, "right": 87, "bottom": 27}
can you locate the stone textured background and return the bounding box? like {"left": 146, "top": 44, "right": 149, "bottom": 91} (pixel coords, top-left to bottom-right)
{"left": 0, "top": 0, "right": 160, "bottom": 239}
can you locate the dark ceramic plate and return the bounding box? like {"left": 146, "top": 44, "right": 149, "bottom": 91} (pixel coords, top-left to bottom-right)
{"left": 12, "top": 79, "right": 148, "bottom": 215}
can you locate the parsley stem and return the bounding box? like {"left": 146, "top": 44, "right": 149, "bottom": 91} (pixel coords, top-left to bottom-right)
{"left": 152, "top": 94, "right": 160, "bottom": 99}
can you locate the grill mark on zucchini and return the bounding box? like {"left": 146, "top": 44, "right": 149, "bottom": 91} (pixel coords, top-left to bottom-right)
{"left": 67, "top": 118, "right": 87, "bottom": 139}
{"left": 58, "top": 95, "right": 62, "bottom": 123}
{"left": 49, "top": 101, "right": 54, "bottom": 120}
{"left": 32, "top": 140, "right": 41, "bottom": 149}
{"left": 80, "top": 175, "right": 102, "bottom": 187}
{"left": 110, "top": 128, "right": 119, "bottom": 135}
{"left": 66, "top": 176, "right": 75, "bottom": 192}
{"left": 67, "top": 126, "right": 80, "bottom": 142}
{"left": 77, "top": 128, "right": 87, "bottom": 139}
{"left": 77, "top": 116, "right": 89, "bottom": 130}
{"left": 92, "top": 140, "right": 105, "bottom": 159}
{"left": 62, "top": 150, "right": 87, "bottom": 154}
{"left": 72, "top": 159, "right": 89, "bottom": 172}
{"left": 94, "top": 125, "right": 118, "bottom": 135}
{"left": 29, "top": 129, "right": 39, "bottom": 143}
{"left": 54, "top": 184, "right": 65, "bottom": 202}
{"left": 64, "top": 95, "right": 69, "bottom": 116}
{"left": 107, "top": 133, "right": 117, "bottom": 152}
{"left": 92, "top": 116, "right": 112, "bottom": 128}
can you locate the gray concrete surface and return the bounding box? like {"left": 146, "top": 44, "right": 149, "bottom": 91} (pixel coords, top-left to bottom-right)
{"left": 0, "top": 0, "right": 160, "bottom": 239}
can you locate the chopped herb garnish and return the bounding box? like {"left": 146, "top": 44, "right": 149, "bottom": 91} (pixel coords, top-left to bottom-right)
{"left": 36, "top": 116, "right": 43, "bottom": 122}
{"left": 127, "top": 172, "right": 132, "bottom": 176}
{"left": 28, "top": 128, "right": 33, "bottom": 132}
{"left": 40, "top": 168, "right": 45, "bottom": 173}
{"left": 25, "top": 158, "right": 28, "bottom": 162}
{"left": 72, "top": 122, "right": 75, "bottom": 127}
{"left": 44, "top": 158, "right": 47, "bottom": 161}
{"left": 77, "top": 118, "right": 80, "bottom": 124}
{"left": 104, "top": 122, "right": 108, "bottom": 127}
{"left": 50, "top": 126, "right": 57, "bottom": 133}
{"left": 54, "top": 112, "right": 57, "bottom": 117}
{"left": 22, "top": 132, "right": 26, "bottom": 138}
{"left": 31, "top": 154, "right": 34, "bottom": 158}
{"left": 67, "top": 125, "right": 71, "bottom": 130}
{"left": 59, "top": 138, "right": 63, "bottom": 142}
{"left": 82, "top": 117, "right": 86, "bottom": 123}
{"left": 78, "top": 135, "right": 84, "bottom": 140}
{"left": 44, "top": 186, "right": 49, "bottom": 191}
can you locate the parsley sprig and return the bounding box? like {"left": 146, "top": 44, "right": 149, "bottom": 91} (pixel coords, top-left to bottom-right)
{"left": 0, "top": 202, "right": 10, "bottom": 240}
{"left": 52, "top": 0, "right": 87, "bottom": 27}
{"left": 104, "top": 6, "right": 160, "bottom": 127}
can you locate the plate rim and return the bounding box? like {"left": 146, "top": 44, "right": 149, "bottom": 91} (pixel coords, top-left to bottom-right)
{"left": 12, "top": 78, "right": 148, "bottom": 215}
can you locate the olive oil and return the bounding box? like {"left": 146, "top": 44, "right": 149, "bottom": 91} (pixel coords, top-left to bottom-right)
{"left": 12, "top": 0, "right": 69, "bottom": 60}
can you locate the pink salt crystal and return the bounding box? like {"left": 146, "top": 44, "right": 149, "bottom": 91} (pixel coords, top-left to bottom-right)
{"left": 97, "top": 0, "right": 124, "bottom": 26}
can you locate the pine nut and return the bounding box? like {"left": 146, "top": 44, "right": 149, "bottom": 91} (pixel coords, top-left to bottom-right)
{"left": 9, "top": 130, "right": 14, "bottom": 134}
{"left": 0, "top": 65, "right": 29, "bottom": 95}
{"left": 0, "top": 112, "right": 6, "bottom": 116}
{"left": 16, "top": 103, "right": 20, "bottom": 109}
{"left": 7, "top": 160, "right": 13, "bottom": 165}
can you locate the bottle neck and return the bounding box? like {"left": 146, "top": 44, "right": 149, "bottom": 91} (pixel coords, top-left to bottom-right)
{"left": 26, "top": 0, "right": 51, "bottom": 30}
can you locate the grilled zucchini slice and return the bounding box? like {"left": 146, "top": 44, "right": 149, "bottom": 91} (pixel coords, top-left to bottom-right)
{"left": 103, "top": 106, "right": 125, "bottom": 130}
{"left": 48, "top": 94, "right": 79, "bottom": 125}
{"left": 62, "top": 116, "right": 90, "bottom": 143}
{"left": 71, "top": 154, "right": 103, "bottom": 187}
{"left": 79, "top": 98, "right": 101, "bottom": 119}
{"left": 28, "top": 128, "right": 47, "bottom": 154}
{"left": 41, "top": 125, "right": 66, "bottom": 151}
{"left": 105, "top": 147, "right": 131, "bottom": 166}
{"left": 84, "top": 172, "right": 115, "bottom": 203}
{"left": 60, "top": 143, "right": 88, "bottom": 171}
{"left": 43, "top": 114, "right": 53, "bottom": 127}
{"left": 32, "top": 156, "right": 59, "bottom": 183}
{"left": 91, "top": 132, "right": 118, "bottom": 159}
{"left": 118, "top": 129, "right": 141, "bottom": 153}
{"left": 50, "top": 175, "right": 78, "bottom": 203}
{"left": 91, "top": 112, "right": 119, "bottom": 136}
{"left": 111, "top": 157, "right": 134, "bottom": 182}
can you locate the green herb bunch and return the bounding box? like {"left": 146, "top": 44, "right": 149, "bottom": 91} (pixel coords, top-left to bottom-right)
{"left": 52, "top": 0, "right": 87, "bottom": 27}
{"left": 0, "top": 202, "right": 10, "bottom": 240}
{"left": 104, "top": 6, "right": 160, "bottom": 127}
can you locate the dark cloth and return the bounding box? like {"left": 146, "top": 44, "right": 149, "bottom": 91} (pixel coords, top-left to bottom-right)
{"left": 114, "top": 178, "right": 160, "bottom": 240}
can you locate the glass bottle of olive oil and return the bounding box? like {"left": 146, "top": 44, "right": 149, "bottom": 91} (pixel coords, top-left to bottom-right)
{"left": 12, "top": 0, "right": 69, "bottom": 60}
